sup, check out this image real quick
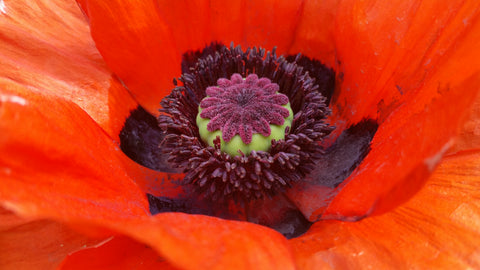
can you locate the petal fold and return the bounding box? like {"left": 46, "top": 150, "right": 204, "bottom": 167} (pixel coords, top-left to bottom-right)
{"left": 59, "top": 236, "right": 179, "bottom": 270}
{"left": 0, "top": 81, "right": 149, "bottom": 223}
{"left": 0, "top": 208, "right": 104, "bottom": 270}
{"left": 111, "top": 214, "right": 296, "bottom": 270}
{"left": 332, "top": 0, "right": 480, "bottom": 126}
{"left": 288, "top": 0, "right": 340, "bottom": 67}
{"left": 291, "top": 0, "right": 480, "bottom": 220}
{"left": 82, "top": 0, "right": 180, "bottom": 114}
{"left": 325, "top": 0, "right": 480, "bottom": 217}
{"left": 291, "top": 151, "right": 480, "bottom": 269}
{"left": 0, "top": 0, "right": 136, "bottom": 139}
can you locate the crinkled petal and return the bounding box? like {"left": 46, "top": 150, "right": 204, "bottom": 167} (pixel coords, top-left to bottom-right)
{"left": 0, "top": 81, "right": 150, "bottom": 223}
{"left": 289, "top": 0, "right": 480, "bottom": 220}
{"left": 80, "top": 0, "right": 180, "bottom": 114}
{"left": 57, "top": 213, "right": 295, "bottom": 270}
{"left": 165, "top": 0, "right": 310, "bottom": 54}
{"left": 106, "top": 214, "right": 295, "bottom": 270}
{"left": 332, "top": 0, "right": 480, "bottom": 126}
{"left": 59, "top": 236, "right": 179, "bottom": 270}
{"left": 291, "top": 151, "right": 480, "bottom": 269}
{"left": 0, "top": 208, "right": 105, "bottom": 270}
{"left": 0, "top": 0, "right": 136, "bottom": 139}
{"left": 287, "top": 0, "right": 341, "bottom": 67}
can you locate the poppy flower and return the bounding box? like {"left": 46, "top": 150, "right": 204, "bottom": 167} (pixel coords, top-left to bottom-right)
{"left": 1, "top": 0, "right": 480, "bottom": 269}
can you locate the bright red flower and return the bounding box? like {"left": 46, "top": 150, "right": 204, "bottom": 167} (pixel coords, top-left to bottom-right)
{"left": 1, "top": 0, "right": 480, "bottom": 269}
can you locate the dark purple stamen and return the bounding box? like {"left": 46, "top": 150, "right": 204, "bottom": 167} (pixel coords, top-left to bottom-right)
{"left": 158, "top": 44, "right": 334, "bottom": 201}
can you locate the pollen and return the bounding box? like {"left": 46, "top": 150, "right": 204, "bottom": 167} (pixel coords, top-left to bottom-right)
{"left": 196, "top": 73, "right": 293, "bottom": 156}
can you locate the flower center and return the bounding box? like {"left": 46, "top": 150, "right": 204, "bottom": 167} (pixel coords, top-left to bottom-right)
{"left": 196, "top": 73, "right": 293, "bottom": 156}
{"left": 157, "top": 44, "right": 333, "bottom": 201}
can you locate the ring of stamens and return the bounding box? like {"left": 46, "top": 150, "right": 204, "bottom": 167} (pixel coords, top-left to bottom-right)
{"left": 158, "top": 44, "right": 333, "bottom": 201}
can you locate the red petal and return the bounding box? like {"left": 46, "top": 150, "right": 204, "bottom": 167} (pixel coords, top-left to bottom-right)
{"left": 1, "top": 0, "right": 184, "bottom": 204}
{"left": 234, "top": 0, "right": 306, "bottom": 54}
{"left": 0, "top": 208, "right": 105, "bottom": 269}
{"left": 291, "top": 151, "right": 480, "bottom": 269}
{"left": 154, "top": 0, "right": 310, "bottom": 55}
{"left": 326, "top": 0, "right": 480, "bottom": 217}
{"left": 57, "top": 213, "right": 294, "bottom": 270}
{"left": 289, "top": 0, "right": 480, "bottom": 220}
{"left": 287, "top": 0, "right": 341, "bottom": 67}
{"left": 82, "top": 0, "right": 180, "bottom": 114}
{"left": 59, "top": 236, "right": 179, "bottom": 270}
{"left": 332, "top": 0, "right": 480, "bottom": 127}
{"left": 107, "top": 214, "right": 296, "bottom": 270}
{"left": 295, "top": 73, "right": 480, "bottom": 221}
{"left": 0, "top": 81, "right": 149, "bottom": 224}
{"left": 0, "top": 0, "right": 137, "bottom": 140}
{"left": 154, "top": 0, "right": 210, "bottom": 54}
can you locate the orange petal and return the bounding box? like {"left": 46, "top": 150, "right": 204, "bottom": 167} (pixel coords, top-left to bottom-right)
{"left": 287, "top": 0, "right": 341, "bottom": 67}
{"left": 324, "top": 72, "right": 479, "bottom": 220}
{"left": 82, "top": 0, "right": 180, "bottom": 114}
{"left": 325, "top": 0, "right": 480, "bottom": 217}
{"left": 291, "top": 151, "right": 480, "bottom": 269}
{"left": 289, "top": 0, "right": 480, "bottom": 220}
{"left": 57, "top": 213, "right": 294, "bottom": 270}
{"left": 232, "top": 0, "right": 307, "bottom": 54}
{"left": 0, "top": 81, "right": 149, "bottom": 224}
{"left": 103, "top": 213, "right": 295, "bottom": 270}
{"left": 61, "top": 213, "right": 296, "bottom": 270}
{"left": 0, "top": 0, "right": 135, "bottom": 139}
{"left": 0, "top": 208, "right": 105, "bottom": 270}
{"left": 154, "top": 0, "right": 311, "bottom": 56}
{"left": 332, "top": 0, "right": 480, "bottom": 126}
{"left": 59, "top": 236, "right": 179, "bottom": 270}
{"left": 154, "top": 0, "right": 210, "bottom": 54}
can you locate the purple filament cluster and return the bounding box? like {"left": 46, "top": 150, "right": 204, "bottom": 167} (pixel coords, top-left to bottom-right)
{"left": 158, "top": 44, "right": 333, "bottom": 201}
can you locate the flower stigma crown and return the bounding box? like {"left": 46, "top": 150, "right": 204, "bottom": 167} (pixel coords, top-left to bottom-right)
{"left": 196, "top": 73, "right": 294, "bottom": 156}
